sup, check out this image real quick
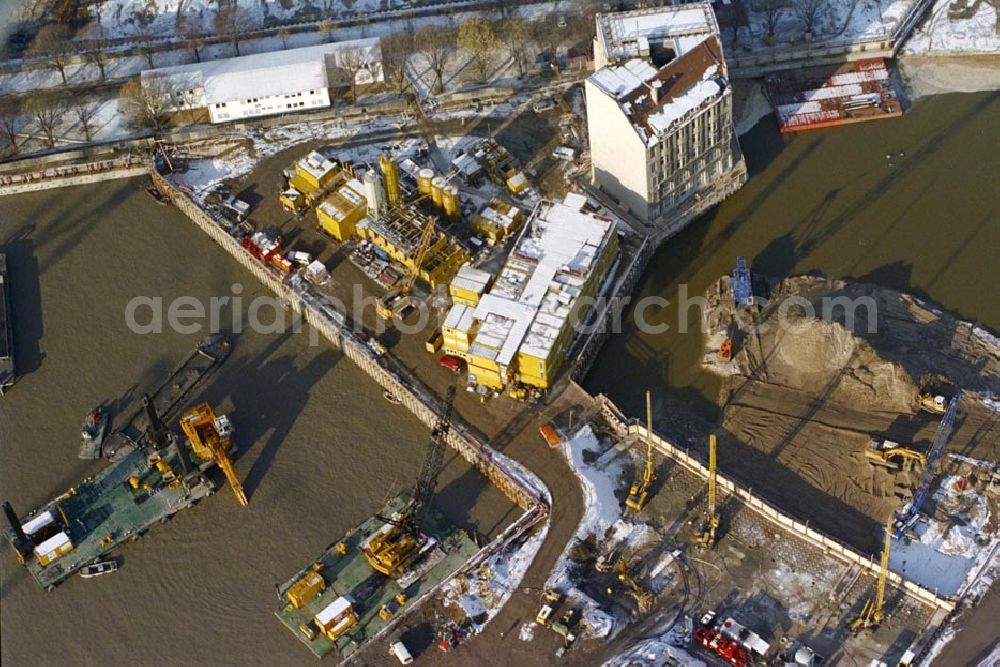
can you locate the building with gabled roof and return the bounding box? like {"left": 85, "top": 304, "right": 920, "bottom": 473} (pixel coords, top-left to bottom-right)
{"left": 586, "top": 3, "right": 746, "bottom": 226}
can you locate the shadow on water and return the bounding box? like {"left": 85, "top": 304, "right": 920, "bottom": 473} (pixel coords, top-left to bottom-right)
{"left": 1, "top": 236, "right": 44, "bottom": 377}
{"left": 435, "top": 457, "right": 517, "bottom": 542}
{"left": 200, "top": 330, "right": 341, "bottom": 501}
{"left": 752, "top": 232, "right": 799, "bottom": 279}
{"left": 25, "top": 180, "right": 139, "bottom": 275}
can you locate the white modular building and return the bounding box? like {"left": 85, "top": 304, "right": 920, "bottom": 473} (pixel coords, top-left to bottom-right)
{"left": 140, "top": 39, "right": 384, "bottom": 124}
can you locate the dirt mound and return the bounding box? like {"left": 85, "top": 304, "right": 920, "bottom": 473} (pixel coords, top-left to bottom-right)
{"left": 697, "top": 274, "right": 1000, "bottom": 550}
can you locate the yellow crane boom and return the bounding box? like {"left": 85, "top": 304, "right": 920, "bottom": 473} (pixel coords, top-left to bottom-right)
{"left": 849, "top": 513, "right": 893, "bottom": 631}
{"left": 698, "top": 434, "right": 719, "bottom": 548}
{"left": 625, "top": 391, "right": 656, "bottom": 510}
{"left": 179, "top": 403, "right": 248, "bottom": 507}
{"left": 377, "top": 215, "right": 438, "bottom": 321}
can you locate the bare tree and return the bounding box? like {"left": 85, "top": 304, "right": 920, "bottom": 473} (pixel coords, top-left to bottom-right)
{"left": 532, "top": 16, "right": 564, "bottom": 63}
{"left": 277, "top": 27, "right": 290, "bottom": 49}
{"left": 135, "top": 26, "right": 157, "bottom": 68}
{"left": 215, "top": 4, "right": 256, "bottom": 56}
{"left": 791, "top": 0, "right": 824, "bottom": 36}
{"left": 380, "top": 32, "right": 414, "bottom": 94}
{"left": 28, "top": 24, "right": 73, "bottom": 85}
{"left": 497, "top": 19, "right": 533, "bottom": 78}
{"left": 83, "top": 42, "right": 109, "bottom": 80}
{"left": 458, "top": 19, "right": 500, "bottom": 84}
{"left": 23, "top": 92, "right": 64, "bottom": 147}
{"left": 0, "top": 97, "right": 22, "bottom": 156}
{"left": 414, "top": 25, "right": 456, "bottom": 95}
{"left": 337, "top": 46, "right": 377, "bottom": 102}
{"left": 120, "top": 78, "right": 171, "bottom": 131}
{"left": 319, "top": 19, "right": 336, "bottom": 43}
{"left": 758, "top": 0, "right": 786, "bottom": 40}
{"left": 181, "top": 17, "right": 205, "bottom": 62}
{"left": 73, "top": 101, "right": 100, "bottom": 141}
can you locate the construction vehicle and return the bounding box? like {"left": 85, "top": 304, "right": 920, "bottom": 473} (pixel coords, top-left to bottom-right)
{"left": 535, "top": 589, "right": 563, "bottom": 624}
{"left": 376, "top": 215, "right": 438, "bottom": 322}
{"left": 625, "top": 390, "right": 656, "bottom": 510}
{"left": 918, "top": 392, "right": 947, "bottom": 414}
{"left": 849, "top": 513, "right": 893, "bottom": 632}
{"left": 895, "top": 395, "right": 958, "bottom": 537}
{"left": 362, "top": 387, "right": 456, "bottom": 576}
{"left": 865, "top": 439, "right": 927, "bottom": 470}
{"left": 615, "top": 555, "right": 654, "bottom": 611}
{"left": 697, "top": 434, "right": 720, "bottom": 548}
{"left": 179, "top": 403, "right": 248, "bottom": 506}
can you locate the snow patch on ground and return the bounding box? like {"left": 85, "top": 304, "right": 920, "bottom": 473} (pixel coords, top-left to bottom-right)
{"left": 903, "top": 0, "right": 1000, "bottom": 54}
{"left": 604, "top": 622, "right": 705, "bottom": 667}
{"left": 540, "top": 426, "right": 653, "bottom": 643}
{"left": 889, "top": 476, "right": 995, "bottom": 597}
{"left": 441, "top": 521, "right": 549, "bottom": 634}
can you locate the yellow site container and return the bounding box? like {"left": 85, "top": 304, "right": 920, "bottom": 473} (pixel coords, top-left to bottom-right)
{"left": 380, "top": 154, "right": 400, "bottom": 205}
{"left": 417, "top": 169, "right": 434, "bottom": 195}
{"left": 431, "top": 176, "right": 446, "bottom": 207}
{"left": 285, "top": 570, "right": 325, "bottom": 610}
{"left": 443, "top": 185, "right": 460, "bottom": 219}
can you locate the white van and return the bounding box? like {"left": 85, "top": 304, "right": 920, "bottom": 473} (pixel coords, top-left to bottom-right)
{"left": 389, "top": 640, "right": 413, "bottom": 664}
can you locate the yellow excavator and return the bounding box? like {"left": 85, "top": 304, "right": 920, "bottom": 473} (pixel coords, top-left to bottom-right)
{"left": 625, "top": 391, "right": 656, "bottom": 511}
{"left": 697, "top": 434, "right": 720, "bottom": 548}
{"left": 614, "top": 553, "right": 654, "bottom": 611}
{"left": 363, "top": 386, "right": 455, "bottom": 576}
{"left": 179, "top": 403, "right": 248, "bottom": 507}
{"left": 865, "top": 439, "right": 927, "bottom": 470}
{"left": 849, "top": 513, "right": 893, "bottom": 632}
{"left": 376, "top": 215, "right": 438, "bottom": 323}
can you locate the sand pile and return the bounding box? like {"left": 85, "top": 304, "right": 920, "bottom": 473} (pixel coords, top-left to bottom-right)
{"left": 697, "top": 275, "right": 999, "bottom": 550}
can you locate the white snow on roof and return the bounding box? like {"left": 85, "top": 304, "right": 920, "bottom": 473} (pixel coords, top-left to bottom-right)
{"left": 597, "top": 2, "right": 717, "bottom": 62}
{"left": 646, "top": 78, "right": 722, "bottom": 136}
{"left": 589, "top": 58, "right": 659, "bottom": 98}
{"left": 297, "top": 151, "right": 337, "bottom": 181}
{"left": 34, "top": 531, "right": 71, "bottom": 558}
{"left": 458, "top": 194, "right": 616, "bottom": 368}
{"left": 21, "top": 510, "right": 54, "bottom": 536}
{"left": 142, "top": 39, "right": 381, "bottom": 104}
{"left": 315, "top": 596, "right": 353, "bottom": 626}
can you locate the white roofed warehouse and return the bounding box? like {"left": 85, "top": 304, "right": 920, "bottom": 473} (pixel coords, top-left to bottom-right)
{"left": 586, "top": 3, "right": 747, "bottom": 228}
{"left": 140, "top": 40, "right": 383, "bottom": 124}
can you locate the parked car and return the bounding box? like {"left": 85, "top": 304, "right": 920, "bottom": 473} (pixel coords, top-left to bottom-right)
{"left": 533, "top": 97, "right": 556, "bottom": 113}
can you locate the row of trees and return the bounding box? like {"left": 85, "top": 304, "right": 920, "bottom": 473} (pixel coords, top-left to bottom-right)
{"left": 381, "top": 15, "right": 570, "bottom": 94}
{"left": 0, "top": 93, "right": 104, "bottom": 155}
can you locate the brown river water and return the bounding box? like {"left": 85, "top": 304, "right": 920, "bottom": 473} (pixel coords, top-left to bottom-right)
{"left": 1, "top": 91, "right": 998, "bottom": 664}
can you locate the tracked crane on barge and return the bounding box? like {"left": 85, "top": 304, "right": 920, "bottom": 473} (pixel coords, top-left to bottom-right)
{"left": 179, "top": 403, "right": 248, "bottom": 507}
{"left": 363, "top": 386, "right": 456, "bottom": 576}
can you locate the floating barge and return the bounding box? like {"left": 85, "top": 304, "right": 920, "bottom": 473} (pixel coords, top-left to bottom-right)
{"left": 275, "top": 493, "right": 478, "bottom": 660}
{"left": 2, "top": 335, "right": 232, "bottom": 590}
{"left": 0, "top": 254, "right": 14, "bottom": 395}
{"left": 765, "top": 58, "right": 902, "bottom": 133}
{"left": 101, "top": 334, "right": 231, "bottom": 461}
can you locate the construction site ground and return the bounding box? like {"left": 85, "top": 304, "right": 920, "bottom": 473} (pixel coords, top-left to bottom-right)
{"left": 696, "top": 275, "right": 1000, "bottom": 554}
{"left": 560, "top": 440, "right": 944, "bottom": 666}
{"left": 192, "top": 112, "right": 995, "bottom": 663}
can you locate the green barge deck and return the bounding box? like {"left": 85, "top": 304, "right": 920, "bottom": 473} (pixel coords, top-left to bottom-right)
{"left": 2, "top": 334, "right": 232, "bottom": 589}
{"left": 5, "top": 442, "right": 216, "bottom": 589}
{"left": 276, "top": 494, "right": 479, "bottom": 659}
